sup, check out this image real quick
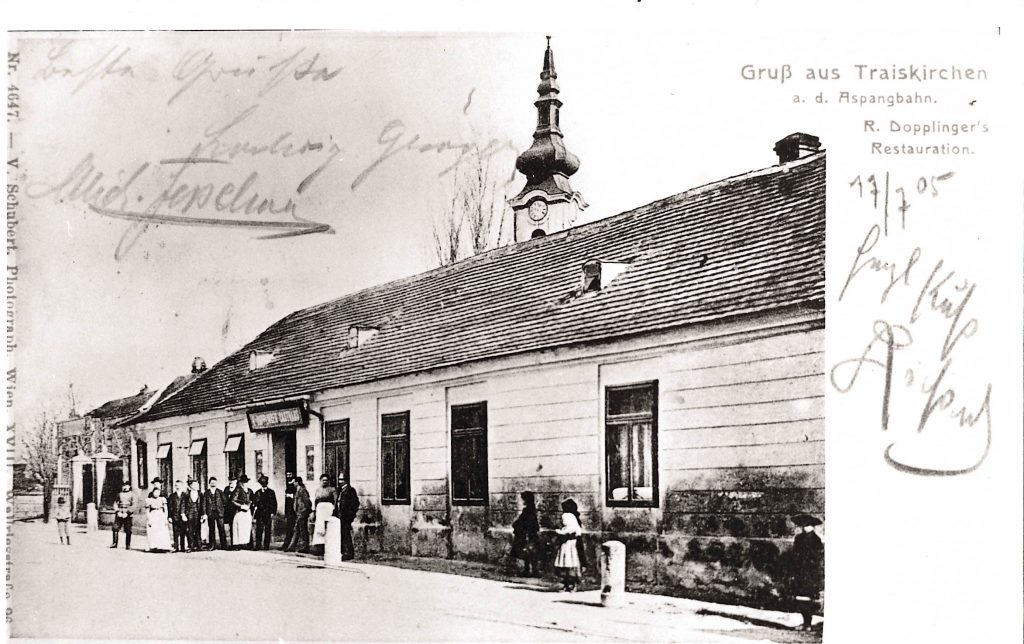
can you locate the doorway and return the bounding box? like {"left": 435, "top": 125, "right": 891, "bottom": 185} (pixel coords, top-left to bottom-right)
{"left": 271, "top": 431, "right": 297, "bottom": 493}
{"left": 81, "top": 463, "right": 95, "bottom": 511}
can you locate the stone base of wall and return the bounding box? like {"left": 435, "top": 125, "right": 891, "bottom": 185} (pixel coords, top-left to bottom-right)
{"left": 351, "top": 521, "right": 818, "bottom": 610}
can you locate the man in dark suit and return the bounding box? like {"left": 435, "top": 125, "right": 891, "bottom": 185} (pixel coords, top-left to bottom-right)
{"left": 223, "top": 475, "right": 238, "bottom": 547}
{"left": 181, "top": 479, "right": 205, "bottom": 552}
{"left": 289, "top": 476, "right": 312, "bottom": 553}
{"left": 280, "top": 472, "right": 297, "bottom": 551}
{"left": 333, "top": 474, "right": 360, "bottom": 561}
{"left": 203, "top": 476, "right": 227, "bottom": 550}
{"left": 252, "top": 475, "right": 278, "bottom": 550}
{"left": 167, "top": 480, "right": 187, "bottom": 553}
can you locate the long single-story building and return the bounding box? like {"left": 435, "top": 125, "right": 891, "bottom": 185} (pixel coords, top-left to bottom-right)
{"left": 127, "top": 42, "right": 824, "bottom": 605}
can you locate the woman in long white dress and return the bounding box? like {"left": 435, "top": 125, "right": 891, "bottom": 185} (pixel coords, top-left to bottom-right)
{"left": 311, "top": 474, "right": 336, "bottom": 555}
{"left": 231, "top": 474, "right": 253, "bottom": 549}
{"left": 146, "top": 488, "right": 173, "bottom": 552}
{"left": 554, "top": 498, "right": 583, "bottom": 592}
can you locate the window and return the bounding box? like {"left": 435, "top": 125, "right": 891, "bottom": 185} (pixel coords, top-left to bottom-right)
{"left": 189, "top": 439, "right": 208, "bottom": 488}
{"left": 605, "top": 382, "right": 658, "bottom": 507}
{"left": 451, "top": 402, "right": 487, "bottom": 505}
{"left": 224, "top": 434, "right": 245, "bottom": 480}
{"left": 157, "top": 443, "right": 173, "bottom": 489}
{"left": 305, "top": 445, "right": 316, "bottom": 481}
{"left": 381, "top": 412, "right": 410, "bottom": 504}
{"left": 136, "top": 439, "right": 148, "bottom": 487}
{"left": 323, "top": 420, "right": 349, "bottom": 482}
{"left": 254, "top": 450, "right": 264, "bottom": 477}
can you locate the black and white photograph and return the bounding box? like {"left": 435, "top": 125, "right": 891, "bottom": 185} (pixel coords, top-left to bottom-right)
{"left": 4, "top": 3, "right": 1022, "bottom": 643}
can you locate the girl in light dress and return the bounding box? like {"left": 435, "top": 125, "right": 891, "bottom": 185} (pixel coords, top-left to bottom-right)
{"left": 145, "top": 487, "right": 173, "bottom": 552}
{"left": 554, "top": 498, "right": 583, "bottom": 592}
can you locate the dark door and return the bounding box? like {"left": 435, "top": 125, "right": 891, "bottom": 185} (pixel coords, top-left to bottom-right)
{"left": 101, "top": 461, "right": 125, "bottom": 508}
{"left": 285, "top": 432, "right": 297, "bottom": 477}
{"left": 81, "top": 463, "right": 95, "bottom": 510}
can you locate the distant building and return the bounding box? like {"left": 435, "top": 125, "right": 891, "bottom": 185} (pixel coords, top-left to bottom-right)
{"left": 57, "top": 358, "right": 206, "bottom": 522}
{"left": 128, "top": 43, "right": 824, "bottom": 604}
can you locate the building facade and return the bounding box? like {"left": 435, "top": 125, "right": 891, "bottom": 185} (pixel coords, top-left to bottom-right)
{"left": 57, "top": 361, "right": 205, "bottom": 524}
{"left": 127, "top": 43, "right": 825, "bottom": 606}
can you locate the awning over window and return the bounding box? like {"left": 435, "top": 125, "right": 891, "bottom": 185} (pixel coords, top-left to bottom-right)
{"left": 188, "top": 439, "right": 207, "bottom": 456}
{"left": 224, "top": 435, "right": 243, "bottom": 453}
{"left": 156, "top": 444, "right": 171, "bottom": 459}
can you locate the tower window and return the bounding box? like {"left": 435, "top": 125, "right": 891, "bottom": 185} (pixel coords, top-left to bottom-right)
{"left": 531, "top": 229, "right": 547, "bottom": 239}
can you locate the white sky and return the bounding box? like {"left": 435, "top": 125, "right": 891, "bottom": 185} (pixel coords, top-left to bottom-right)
{"left": 11, "top": 29, "right": 836, "bottom": 416}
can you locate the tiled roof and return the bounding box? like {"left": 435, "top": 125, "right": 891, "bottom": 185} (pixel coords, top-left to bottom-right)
{"left": 134, "top": 152, "right": 825, "bottom": 423}
{"left": 86, "top": 388, "right": 154, "bottom": 421}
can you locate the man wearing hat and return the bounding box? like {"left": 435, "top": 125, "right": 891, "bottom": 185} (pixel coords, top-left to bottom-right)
{"left": 252, "top": 474, "right": 278, "bottom": 550}
{"left": 333, "top": 473, "right": 360, "bottom": 561}
{"left": 788, "top": 514, "right": 824, "bottom": 631}
{"left": 110, "top": 481, "right": 135, "bottom": 550}
{"left": 281, "top": 472, "right": 297, "bottom": 551}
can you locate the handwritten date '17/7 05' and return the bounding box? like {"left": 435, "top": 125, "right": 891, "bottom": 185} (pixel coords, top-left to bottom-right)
{"left": 832, "top": 170, "right": 993, "bottom": 476}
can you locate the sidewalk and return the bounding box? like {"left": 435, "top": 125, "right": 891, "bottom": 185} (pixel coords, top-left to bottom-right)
{"left": 364, "top": 552, "right": 824, "bottom": 638}
{"left": 19, "top": 519, "right": 822, "bottom": 642}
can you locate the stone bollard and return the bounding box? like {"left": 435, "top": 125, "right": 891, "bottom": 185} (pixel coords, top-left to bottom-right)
{"left": 86, "top": 503, "right": 98, "bottom": 532}
{"left": 324, "top": 517, "right": 342, "bottom": 565}
{"left": 600, "top": 540, "right": 626, "bottom": 607}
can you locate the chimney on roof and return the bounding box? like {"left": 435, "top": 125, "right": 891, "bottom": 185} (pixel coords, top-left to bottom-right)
{"left": 774, "top": 133, "right": 821, "bottom": 164}
{"left": 191, "top": 356, "right": 207, "bottom": 374}
{"left": 581, "top": 260, "right": 630, "bottom": 293}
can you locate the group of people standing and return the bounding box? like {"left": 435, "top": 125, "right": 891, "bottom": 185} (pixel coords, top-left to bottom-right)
{"left": 79, "top": 471, "right": 360, "bottom": 560}
{"left": 139, "top": 473, "right": 279, "bottom": 552}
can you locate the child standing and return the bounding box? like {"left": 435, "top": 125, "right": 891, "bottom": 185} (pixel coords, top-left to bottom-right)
{"left": 554, "top": 498, "right": 583, "bottom": 592}
{"left": 54, "top": 496, "right": 71, "bottom": 545}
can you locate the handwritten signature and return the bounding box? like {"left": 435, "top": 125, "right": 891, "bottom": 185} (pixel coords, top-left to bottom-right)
{"left": 832, "top": 170, "right": 992, "bottom": 476}
{"left": 26, "top": 152, "right": 333, "bottom": 260}
{"left": 34, "top": 41, "right": 134, "bottom": 94}
{"left": 351, "top": 118, "right": 517, "bottom": 191}
{"left": 169, "top": 47, "right": 342, "bottom": 105}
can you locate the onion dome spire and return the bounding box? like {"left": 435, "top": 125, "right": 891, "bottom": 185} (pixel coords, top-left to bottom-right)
{"left": 514, "top": 37, "right": 580, "bottom": 196}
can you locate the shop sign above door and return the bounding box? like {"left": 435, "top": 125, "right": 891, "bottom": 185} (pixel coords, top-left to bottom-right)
{"left": 246, "top": 401, "right": 309, "bottom": 432}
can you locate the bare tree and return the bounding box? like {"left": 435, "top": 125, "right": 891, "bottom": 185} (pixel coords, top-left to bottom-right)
{"left": 23, "top": 411, "right": 62, "bottom": 522}
{"left": 431, "top": 146, "right": 515, "bottom": 267}
{"left": 432, "top": 187, "right": 465, "bottom": 267}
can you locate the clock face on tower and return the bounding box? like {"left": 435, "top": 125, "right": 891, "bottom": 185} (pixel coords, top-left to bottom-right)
{"left": 528, "top": 199, "right": 548, "bottom": 222}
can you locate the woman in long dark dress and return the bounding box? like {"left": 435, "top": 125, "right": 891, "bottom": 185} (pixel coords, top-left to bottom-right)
{"left": 511, "top": 491, "right": 539, "bottom": 576}
{"left": 788, "top": 514, "right": 824, "bottom": 631}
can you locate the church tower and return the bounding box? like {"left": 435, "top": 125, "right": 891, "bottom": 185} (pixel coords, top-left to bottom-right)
{"left": 510, "top": 38, "right": 587, "bottom": 242}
